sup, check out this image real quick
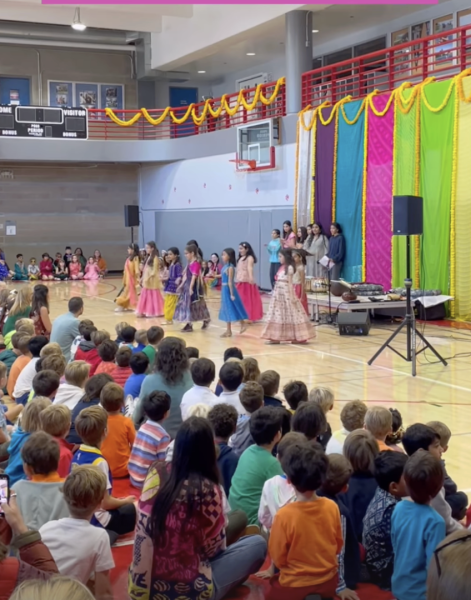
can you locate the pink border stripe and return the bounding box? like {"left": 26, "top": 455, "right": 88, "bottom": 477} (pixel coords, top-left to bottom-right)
{"left": 365, "top": 93, "right": 394, "bottom": 289}
{"left": 43, "top": 0, "right": 438, "bottom": 4}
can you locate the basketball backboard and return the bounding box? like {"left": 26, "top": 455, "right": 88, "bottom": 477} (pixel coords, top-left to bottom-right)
{"left": 235, "top": 118, "right": 279, "bottom": 171}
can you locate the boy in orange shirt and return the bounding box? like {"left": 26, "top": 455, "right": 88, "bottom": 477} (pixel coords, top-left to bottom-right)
{"left": 364, "top": 406, "right": 393, "bottom": 452}
{"left": 100, "top": 382, "right": 136, "bottom": 478}
{"left": 40, "top": 404, "right": 74, "bottom": 477}
{"left": 7, "top": 334, "right": 32, "bottom": 398}
{"left": 268, "top": 441, "right": 343, "bottom": 600}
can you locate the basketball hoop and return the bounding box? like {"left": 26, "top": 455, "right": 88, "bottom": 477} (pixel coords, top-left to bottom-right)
{"left": 229, "top": 158, "right": 257, "bottom": 172}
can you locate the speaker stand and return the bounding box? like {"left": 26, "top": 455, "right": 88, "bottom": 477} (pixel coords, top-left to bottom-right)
{"left": 367, "top": 235, "right": 447, "bottom": 376}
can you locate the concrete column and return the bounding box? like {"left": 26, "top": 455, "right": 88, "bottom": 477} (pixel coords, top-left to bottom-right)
{"left": 285, "top": 10, "right": 312, "bottom": 114}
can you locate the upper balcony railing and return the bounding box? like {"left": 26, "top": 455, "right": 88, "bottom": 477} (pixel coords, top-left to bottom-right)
{"left": 302, "top": 24, "right": 471, "bottom": 108}
{"left": 88, "top": 80, "right": 285, "bottom": 141}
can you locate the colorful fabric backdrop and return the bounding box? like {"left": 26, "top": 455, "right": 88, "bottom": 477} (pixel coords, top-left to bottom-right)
{"left": 294, "top": 69, "right": 471, "bottom": 319}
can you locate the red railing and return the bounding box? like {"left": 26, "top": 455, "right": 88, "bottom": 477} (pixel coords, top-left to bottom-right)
{"left": 302, "top": 24, "right": 471, "bottom": 108}
{"left": 87, "top": 80, "right": 285, "bottom": 141}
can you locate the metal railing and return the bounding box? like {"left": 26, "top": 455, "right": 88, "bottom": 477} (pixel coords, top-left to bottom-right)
{"left": 87, "top": 80, "right": 286, "bottom": 141}
{"left": 302, "top": 24, "right": 471, "bottom": 107}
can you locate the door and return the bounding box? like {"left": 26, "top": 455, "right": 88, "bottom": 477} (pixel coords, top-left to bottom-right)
{"left": 0, "top": 78, "right": 31, "bottom": 105}
{"left": 169, "top": 86, "right": 198, "bottom": 138}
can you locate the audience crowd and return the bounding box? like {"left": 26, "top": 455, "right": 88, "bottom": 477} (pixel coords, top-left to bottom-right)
{"left": 0, "top": 293, "right": 470, "bottom": 600}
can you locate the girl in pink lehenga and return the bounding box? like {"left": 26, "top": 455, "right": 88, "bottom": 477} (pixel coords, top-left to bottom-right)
{"left": 262, "top": 249, "right": 315, "bottom": 344}
{"left": 292, "top": 249, "right": 309, "bottom": 315}
{"left": 236, "top": 242, "right": 263, "bottom": 322}
{"left": 136, "top": 241, "right": 165, "bottom": 318}
{"left": 83, "top": 256, "right": 100, "bottom": 280}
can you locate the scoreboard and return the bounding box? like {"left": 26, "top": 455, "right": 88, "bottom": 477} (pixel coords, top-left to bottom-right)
{"left": 0, "top": 106, "right": 88, "bottom": 139}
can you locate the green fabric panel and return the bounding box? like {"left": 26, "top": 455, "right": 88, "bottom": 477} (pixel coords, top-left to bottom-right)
{"left": 420, "top": 79, "right": 454, "bottom": 293}
{"left": 393, "top": 88, "right": 417, "bottom": 287}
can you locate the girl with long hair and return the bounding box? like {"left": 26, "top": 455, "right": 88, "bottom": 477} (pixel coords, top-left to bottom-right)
{"left": 93, "top": 249, "right": 107, "bottom": 277}
{"left": 327, "top": 222, "right": 345, "bottom": 281}
{"left": 2, "top": 287, "right": 33, "bottom": 336}
{"left": 219, "top": 248, "right": 248, "bottom": 338}
{"left": 136, "top": 241, "right": 165, "bottom": 318}
{"left": 68, "top": 255, "right": 83, "bottom": 280}
{"left": 304, "top": 222, "right": 330, "bottom": 278}
{"left": 129, "top": 416, "right": 266, "bottom": 600}
{"left": 187, "top": 239, "right": 203, "bottom": 260}
{"left": 262, "top": 249, "right": 314, "bottom": 344}
{"left": 281, "top": 220, "right": 296, "bottom": 249}
{"left": 205, "top": 253, "right": 222, "bottom": 289}
{"left": 115, "top": 244, "right": 141, "bottom": 313}
{"left": 296, "top": 226, "right": 308, "bottom": 248}
{"left": 174, "top": 244, "right": 210, "bottom": 332}
{"left": 83, "top": 257, "right": 100, "bottom": 281}
{"left": 266, "top": 229, "right": 282, "bottom": 290}
{"left": 31, "top": 284, "right": 52, "bottom": 338}
{"left": 74, "top": 248, "right": 87, "bottom": 270}
{"left": 236, "top": 242, "right": 263, "bottom": 322}
{"left": 163, "top": 247, "right": 183, "bottom": 325}
{"left": 292, "top": 249, "right": 309, "bottom": 314}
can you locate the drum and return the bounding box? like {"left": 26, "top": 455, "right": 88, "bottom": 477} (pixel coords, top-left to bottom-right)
{"left": 311, "top": 277, "right": 328, "bottom": 294}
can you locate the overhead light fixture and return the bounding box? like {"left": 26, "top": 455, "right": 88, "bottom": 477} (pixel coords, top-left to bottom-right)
{"left": 72, "top": 8, "right": 86, "bottom": 31}
{"left": 312, "top": 29, "right": 319, "bottom": 33}
{"left": 246, "top": 52, "right": 256, "bottom": 56}
{"left": 198, "top": 70, "right": 206, "bottom": 74}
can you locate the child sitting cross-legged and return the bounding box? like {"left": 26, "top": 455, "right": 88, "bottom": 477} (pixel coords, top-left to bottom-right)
{"left": 291, "top": 400, "right": 327, "bottom": 443}
{"left": 207, "top": 402, "right": 239, "bottom": 496}
{"left": 267, "top": 440, "right": 343, "bottom": 600}
{"left": 95, "top": 339, "right": 119, "bottom": 376}
{"left": 76, "top": 329, "right": 110, "bottom": 377}
{"left": 180, "top": 358, "right": 217, "bottom": 420}
{"left": 283, "top": 380, "right": 308, "bottom": 413}
{"left": 308, "top": 386, "right": 334, "bottom": 449}
{"left": 39, "top": 465, "right": 115, "bottom": 600}
{"left": 132, "top": 329, "right": 148, "bottom": 353}
{"left": 12, "top": 431, "right": 70, "bottom": 530}
{"left": 111, "top": 346, "right": 133, "bottom": 387}
{"left": 258, "top": 370, "right": 283, "bottom": 408}
{"left": 391, "top": 449, "right": 446, "bottom": 600}
{"left": 142, "top": 325, "right": 164, "bottom": 365}
{"left": 100, "top": 382, "right": 136, "bottom": 479}
{"left": 229, "top": 406, "right": 283, "bottom": 525}
{"left": 39, "top": 404, "right": 73, "bottom": 478}
{"left": 72, "top": 406, "right": 137, "bottom": 544}
{"left": 365, "top": 406, "right": 394, "bottom": 452}
{"left": 363, "top": 451, "right": 409, "bottom": 590}
{"left": 216, "top": 361, "right": 245, "bottom": 414}
{"left": 128, "top": 390, "right": 171, "bottom": 490}
{"left": 124, "top": 352, "right": 149, "bottom": 418}
{"left": 229, "top": 381, "right": 264, "bottom": 457}
{"left": 326, "top": 400, "right": 367, "bottom": 455}
{"left": 53, "top": 361, "right": 90, "bottom": 410}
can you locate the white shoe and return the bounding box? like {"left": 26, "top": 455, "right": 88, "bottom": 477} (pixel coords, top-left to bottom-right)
{"left": 114, "top": 307, "right": 124, "bottom": 313}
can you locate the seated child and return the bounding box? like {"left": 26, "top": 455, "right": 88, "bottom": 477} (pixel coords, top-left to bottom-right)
{"left": 363, "top": 451, "right": 409, "bottom": 590}
{"left": 229, "top": 381, "right": 264, "bottom": 456}
{"left": 53, "top": 361, "right": 90, "bottom": 410}
{"left": 4, "top": 317, "right": 34, "bottom": 351}
{"left": 215, "top": 347, "right": 244, "bottom": 396}
{"left": 318, "top": 453, "right": 361, "bottom": 595}
{"left": 75, "top": 328, "right": 109, "bottom": 376}
{"left": 326, "top": 400, "right": 368, "bottom": 455}
{"left": 39, "top": 253, "right": 54, "bottom": 281}
{"left": 128, "top": 390, "right": 171, "bottom": 489}
{"left": 142, "top": 325, "right": 164, "bottom": 365}
{"left": 32, "top": 369, "right": 60, "bottom": 400}
{"left": 385, "top": 408, "right": 405, "bottom": 452}
{"left": 95, "top": 339, "right": 119, "bottom": 376}
{"left": 365, "top": 406, "right": 393, "bottom": 452}
{"left": 308, "top": 386, "right": 335, "bottom": 449}
{"left": 40, "top": 465, "right": 115, "bottom": 600}
{"left": 13, "top": 254, "right": 28, "bottom": 281}
{"left": 283, "top": 380, "right": 308, "bottom": 413}
{"left": 28, "top": 257, "right": 40, "bottom": 280}
{"left": 258, "top": 370, "right": 283, "bottom": 408}
{"left": 0, "top": 332, "right": 28, "bottom": 378}
{"left": 13, "top": 336, "right": 53, "bottom": 404}
{"left": 119, "top": 326, "right": 137, "bottom": 349}
{"left": 114, "top": 321, "right": 130, "bottom": 345}
{"left": 111, "top": 346, "right": 133, "bottom": 387}
{"left": 72, "top": 405, "right": 137, "bottom": 544}
{"left": 70, "top": 319, "right": 94, "bottom": 361}
{"left": 124, "top": 352, "right": 150, "bottom": 417}
{"left": 186, "top": 346, "right": 199, "bottom": 361}
{"left": 133, "top": 329, "right": 148, "bottom": 353}
{"left": 7, "top": 334, "right": 32, "bottom": 398}
{"left": 292, "top": 401, "right": 327, "bottom": 442}
{"left": 402, "top": 423, "right": 463, "bottom": 534}
{"left": 215, "top": 362, "right": 245, "bottom": 415}
{"left": 13, "top": 431, "right": 69, "bottom": 529}
{"left": 267, "top": 441, "right": 343, "bottom": 600}
{"left": 100, "top": 382, "right": 136, "bottom": 478}
{"left": 39, "top": 404, "right": 73, "bottom": 477}
{"left": 426, "top": 420, "right": 468, "bottom": 521}
{"left": 242, "top": 357, "right": 260, "bottom": 383}
{"left": 180, "top": 358, "right": 217, "bottom": 420}
{"left": 229, "top": 406, "right": 283, "bottom": 525}
{"left": 342, "top": 429, "right": 379, "bottom": 541}
{"left": 5, "top": 396, "right": 51, "bottom": 484}
{"left": 391, "top": 450, "right": 446, "bottom": 600}
{"left": 208, "top": 402, "right": 239, "bottom": 496}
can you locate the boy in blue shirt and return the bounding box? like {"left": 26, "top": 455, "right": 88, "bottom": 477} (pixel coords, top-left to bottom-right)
{"left": 124, "top": 352, "right": 149, "bottom": 417}
{"left": 391, "top": 450, "right": 446, "bottom": 600}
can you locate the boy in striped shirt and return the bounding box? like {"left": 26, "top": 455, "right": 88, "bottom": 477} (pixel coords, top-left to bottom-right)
{"left": 128, "top": 390, "right": 171, "bottom": 489}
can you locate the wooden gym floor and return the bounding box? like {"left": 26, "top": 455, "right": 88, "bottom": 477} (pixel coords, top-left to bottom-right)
{"left": 15, "top": 278, "right": 471, "bottom": 495}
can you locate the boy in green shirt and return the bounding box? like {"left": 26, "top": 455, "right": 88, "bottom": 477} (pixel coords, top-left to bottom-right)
{"left": 229, "top": 406, "right": 283, "bottom": 525}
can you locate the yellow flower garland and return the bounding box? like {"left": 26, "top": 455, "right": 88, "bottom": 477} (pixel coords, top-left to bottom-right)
{"left": 414, "top": 86, "right": 422, "bottom": 288}
{"left": 310, "top": 110, "right": 317, "bottom": 223}
{"left": 361, "top": 96, "right": 369, "bottom": 281}
{"left": 293, "top": 118, "right": 300, "bottom": 231}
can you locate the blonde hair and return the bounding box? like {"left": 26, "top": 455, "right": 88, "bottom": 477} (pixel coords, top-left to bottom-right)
{"left": 21, "top": 396, "right": 52, "bottom": 432}
{"left": 187, "top": 403, "right": 211, "bottom": 418}
{"left": 364, "top": 406, "right": 393, "bottom": 439}
{"left": 65, "top": 361, "right": 90, "bottom": 388}
{"left": 9, "top": 287, "right": 33, "bottom": 317}
{"left": 343, "top": 429, "right": 379, "bottom": 474}
{"left": 427, "top": 530, "right": 471, "bottom": 600}
{"left": 241, "top": 357, "right": 260, "bottom": 383}
{"left": 40, "top": 342, "right": 62, "bottom": 358}
{"left": 10, "top": 577, "right": 94, "bottom": 600}
{"left": 40, "top": 404, "right": 71, "bottom": 437}
{"left": 64, "top": 465, "right": 107, "bottom": 518}
{"left": 41, "top": 353, "right": 67, "bottom": 378}
{"left": 426, "top": 421, "right": 452, "bottom": 449}
{"left": 135, "top": 328, "right": 148, "bottom": 346}
{"left": 115, "top": 321, "right": 129, "bottom": 335}
{"left": 308, "top": 386, "right": 334, "bottom": 413}
{"left": 16, "top": 318, "right": 35, "bottom": 335}
{"left": 75, "top": 405, "right": 107, "bottom": 447}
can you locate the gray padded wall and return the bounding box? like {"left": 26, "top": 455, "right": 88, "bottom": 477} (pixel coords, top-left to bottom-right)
{"left": 153, "top": 207, "right": 292, "bottom": 290}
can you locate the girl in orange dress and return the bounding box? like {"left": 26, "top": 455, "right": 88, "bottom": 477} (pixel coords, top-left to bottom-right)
{"left": 94, "top": 249, "right": 107, "bottom": 277}
{"left": 115, "top": 244, "right": 141, "bottom": 312}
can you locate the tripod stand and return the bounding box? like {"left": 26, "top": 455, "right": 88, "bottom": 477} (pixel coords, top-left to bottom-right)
{"left": 367, "top": 235, "right": 447, "bottom": 376}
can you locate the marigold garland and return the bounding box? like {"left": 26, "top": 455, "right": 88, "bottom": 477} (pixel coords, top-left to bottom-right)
{"left": 293, "top": 118, "right": 300, "bottom": 231}
{"left": 310, "top": 111, "right": 317, "bottom": 223}
{"left": 414, "top": 86, "right": 421, "bottom": 288}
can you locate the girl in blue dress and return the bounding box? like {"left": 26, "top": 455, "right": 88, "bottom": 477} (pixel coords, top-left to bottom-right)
{"left": 219, "top": 248, "right": 248, "bottom": 338}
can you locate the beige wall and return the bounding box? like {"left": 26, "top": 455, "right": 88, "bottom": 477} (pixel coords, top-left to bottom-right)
{"left": 0, "top": 46, "right": 137, "bottom": 108}
{"left": 0, "top": 162, "right": 139, "bottom": 270}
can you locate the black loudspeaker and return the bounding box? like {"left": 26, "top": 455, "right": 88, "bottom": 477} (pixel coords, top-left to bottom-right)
{"left": 338, "top": 312, "right": 371, "bottom": 336}
{"left": 393, "top": 195, "right": 423, "bottom": 235}
{"left": 124, "top": 205, "right": 139, "bottom": 228}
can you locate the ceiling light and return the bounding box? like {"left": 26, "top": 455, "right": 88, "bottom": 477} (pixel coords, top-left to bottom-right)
{"left": 312, "top": 29, "right": 319, "bottom": 33}
{"left": 198, "top": 70, "right": 206, "bottom": 74}
{"left": 246, "top": 52, "right": 256, "bottom": 56}
{"left": 72, "top": 8, "right": 86, "bottom": 31}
